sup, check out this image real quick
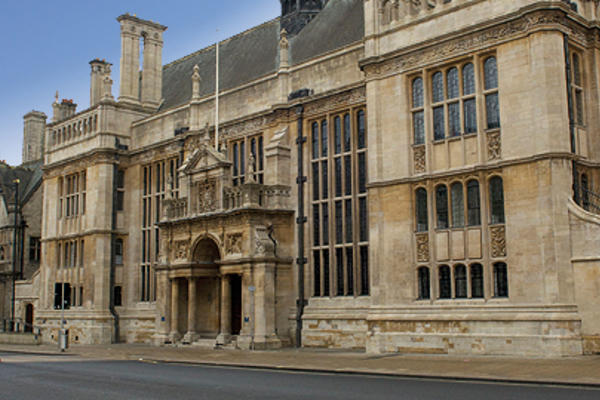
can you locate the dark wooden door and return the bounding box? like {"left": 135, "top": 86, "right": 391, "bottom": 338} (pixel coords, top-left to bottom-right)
{"left": 230, "top": 275, "right": 242, "bottom": 335}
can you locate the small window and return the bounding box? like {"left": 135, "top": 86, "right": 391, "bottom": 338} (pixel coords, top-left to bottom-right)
{"left": 494, "top": 262, "right": 509, "bottom": 297}
{"left": 412, "top": 77, "right": 425, "bottom": 145}
{"left": 418, "top": 267, "right": 430, "bottom": 300}
{"left": 451, "top": 182, "right": 464, "bottom": 227}
{"left": 439, "top": 266, "right": 451, "bottom": 299}
{"left": 489, "top": 176, "right": 505, "bottom": 224}
{"left": 116, "top": 170, "right": 125, "bottom": 211}
{"left": 53, "top": 283, "right": 71, "bottom": 310}
{"left": 454, "top": 264, "right": 467, "bottom": 298}
{"left": 115, "top": 239, "right": 123, "bottom": 265}
{"left": 435, "top": 185, "right": 448, "bottom": 229}
{"left": 29, "top": 237, "right": 41, "bottom": 263}
{"left": 466, "top": 180, "right": 481, "bottom": 226}
{"left": 484, "top": 56, "right": 500, "bottom": 129}
{"left": 416, "top": 188, "right": 428, "bottom": 232}
{"left": 470, "top": 264, "right": 484, "bottom": 298}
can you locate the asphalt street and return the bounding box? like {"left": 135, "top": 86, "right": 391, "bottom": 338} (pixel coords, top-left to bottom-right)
{"left": 0, "top": 352, "right": 599, "bottom": 400}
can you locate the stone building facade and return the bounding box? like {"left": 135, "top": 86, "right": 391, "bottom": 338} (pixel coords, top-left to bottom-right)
{"left": 17, "top": 0, "right": 600, "bottom": 355}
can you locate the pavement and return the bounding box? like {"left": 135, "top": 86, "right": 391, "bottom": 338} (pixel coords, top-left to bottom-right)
{"left": 0, "top": 343, "right": 599, "bottom": 388}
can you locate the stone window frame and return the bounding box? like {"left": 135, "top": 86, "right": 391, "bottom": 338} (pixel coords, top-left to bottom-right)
{"left": 230, "top": 134, "right": 265, "bottom": 186}
{"left": 309, "top": 106, "right": 369, "bottom": 299}
{"left": 29, "top": 236, "right": 41, "bottom": 263}
{"left": 569, "top": 46, "right": 585, "bottom": 127}
{"left": 58, "top": 170, "right": 86, "bottom": 219}
{"left": 140, "top": 157, "right": 180, "bottom": 303}
{"left": 493, "top": 262, "right": 509, "bottom": 298}
{"left": 116, "top": 169, "right": 126, "bottom": 212}
{"left": 428, "top": 262, "right": 489, "bottom": 301}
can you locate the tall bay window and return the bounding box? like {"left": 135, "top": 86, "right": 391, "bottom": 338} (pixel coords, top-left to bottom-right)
{"left": 141, "top": 157, "right": 180, "bottom": 302}
{"left": 311, "top": 109, "right": 369, "bottom": 297}
{"left": 59, "top": 171, "right": 86, "bottom": 219}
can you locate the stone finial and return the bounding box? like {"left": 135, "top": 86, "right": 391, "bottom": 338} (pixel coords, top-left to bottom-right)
{"left": 279, "top": 29, "right": 290, "bottom": 69}
{"left": 54, "top": 91, "right": 59, "bottom": 104}
{"left": 192, "top": 64, "right": 201, "bottom": 100}
{"left": 102, "top": 74, "right": 114, "bottom": 101}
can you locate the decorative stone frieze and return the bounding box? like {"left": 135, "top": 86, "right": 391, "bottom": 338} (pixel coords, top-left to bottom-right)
{"left": 487, "top": 130, "right": 501, "bottom": 161}
{"left": 416, "top": 233, "right": 429, "bottom": 262}
{"left": 413, "top": 145, "right": 426, "bottom": 173}
{"left": 191, "top": 179, "right": 218, "bottom": 214}
{"left": 490, "top": 225, "right": 506, "bottom": 258}
{"left": 225, "top": 233, "right": 243, "bottom": 255}
{"left": 174, "top": 240, "right": 190, "bottom": 260}
{"left": 303, "top": 87, "right": 366, "bottom": 117}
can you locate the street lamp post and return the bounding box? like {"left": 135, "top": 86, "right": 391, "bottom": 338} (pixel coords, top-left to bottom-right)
{"left": 11, "top": 178, "right": 20, "bottom": 332}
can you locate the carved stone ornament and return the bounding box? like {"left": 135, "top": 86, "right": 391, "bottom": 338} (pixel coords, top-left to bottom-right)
{"left": 225, "top": 233, "right": 243, "bottom": 255}
{"left": 254, "top": 226, "right": 275, "bottom": 257}
{"left": 303, "top": 87, "right": 366, "bottom": 118}
{"left": 192, "top": 179, "right": 218, "bottom": 214}
{"left": 416, "top": 233, "right": 429, "bottom": 263}
{"left": 487, "top": 131, "right": 501, "bottom": 161}
{"left": 413, "top": 145, "right": 426, "bottom": 173}
{"left": 490, "top": 225, "right": 506, "bottom": 258}
{"left": 174, "top": 240, "right": 190, "bottom": 260}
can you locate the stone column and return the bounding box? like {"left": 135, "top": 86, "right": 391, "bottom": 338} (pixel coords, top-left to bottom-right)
{"left": 169, "top": 279, "right": 180, "bottom": 341}
{"left": 184, "top": 278, "right": 198, "bottom": 343}
{"left": 217, "top": 275, "right": 231, "bottom": 345}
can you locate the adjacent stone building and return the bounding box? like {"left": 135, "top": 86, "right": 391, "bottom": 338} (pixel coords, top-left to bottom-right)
{"left": 16, "top": 0, "right": 600, "bottom": 355}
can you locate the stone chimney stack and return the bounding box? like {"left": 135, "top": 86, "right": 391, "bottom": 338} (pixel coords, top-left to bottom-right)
{"left": 90, "top": 59, "right": 112, "bottom": 107}
{"left": 117, "top": 14, "right": 167, "bottom": 108}
{"left": 22, "top": 111, "right": 47, "bottom": 164}
{"left": 52, "top": 92, "right": 77, "bottom": 122}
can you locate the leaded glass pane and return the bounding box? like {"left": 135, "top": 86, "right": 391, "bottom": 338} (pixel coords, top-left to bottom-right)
{"left": 467, "top": 180, "right": 481, "bottom": 226}
{"left": 233, "top": 143, "right": 239, "bottom": 176}
{"left": 360, "top": 246, "right": 369, "bottom": 295}
{"left": 335, "top": 201, "right": 343, "bottom": 244}
{"left": 451, "top": 182, "right": 464, "bottom": 228}
{"left": 345, "top": 199, "right": 353, "bottom": 243}
{"left": 334, "top": 116, "right": 342, "bottom": 154}
{"left": 321, "top": 160, "right": 328, "bottom": 199}
{"left": 433, "top": 106, "right": 445, "bottom": 140}
{"left": 335, "top": 157, "right": 342, "bottom": 197}
{"left": 336, "top": 248, "right": 344, "bottom": 296}
{"left": 323, "top": 249, "right": 330, "bottom": 296}
{"left": 413, "top": 111, "right": 425, "bottom": 144}
{"left": 432, "top": 72, "right": 444, "bottom": 103}
{"left": 439, "top": 266, "right": 451, "bottom": 299}
{"left": 486, "top": 93, "right": 500, "bottom": 129}
{"left": 464, "top": 98, "right": 477, "bottom": 134}
{"left": 321, "top": 120, "right": 328, "bottom": 157}
{"left": 240, "top": 141, "right": 246, "bottom": 176}
{"left": 436, "top": 185, "right": 449, "bottom": 229}
{"left": 258, "top": 136, "right": 264, "bottom": 170}
{"left": 418, "top": 267, "right": 430, "bottom": 300}
{"left": 358, "top": 153, "right": 367, "bottom": 194}
{"left": 416, "top": 188, "right": 428, "bottom": 232}
{"left": 471, "top": 264, "right": 484, "bottom": 298}
{"left": 463, "top": 63, "right": 475, "bottom": 95}
{"left": 412, "top": 77, "right": 424, "bottom": 108}
{"left": 484, "top": 56, "right": 498, "bottom": 90}
{"left": 489, "top": 177, "right": 505, "bottom": 224}
{"left": 346, "top": 247, "right": 354, "bottom": 296}
{"left": 313, "top": 250, "right": 321, "bottom": 296}
{"left": 312, "top": 162, "right": 319, "bottom": 201}
{"left": 312, "top": 122, "right": 319, "bottom": 159}
{"left": 573, "top": 53, "right": 581, "bottom": 86}
{"left": 344, "top": 114, "right": 351, "bottom": 152}
{"left": 576, "top": 89, "right": 584, "bottom": 125}
{"left": 344, "top": 155, "right": 352, "bottom": 196}
{"left": 449, "top": 102, "right": 460, "bottom": 137}
{"left": 359, "top": 197, "right": 368, "bottom": 242}
{"left": 447, "top": 67, "right": 459, "bottom": 99}
{"left": 455, "top": 265, "right": 467, "bottom": 298}
{"left": 494, "top": 262, "right": 508, "bottom": 297}
{"left": 321, "top": 205, "right": 329, "bottom": 247}
{"left": 357, "top": 111, "right": 366, "bottom": 149}
{"left": 313, "top": 204, "right": 320, "bottom": 246}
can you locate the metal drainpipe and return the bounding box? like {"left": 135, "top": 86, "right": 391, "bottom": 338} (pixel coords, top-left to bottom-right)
{"left": 109, "top": 164, "right": 120, "bottom": 343}
{"left": 563, "top": 34, "right": 578, "bottom": 203}
{"left": 11, "top": 179, "right": 19, "bottom": 331}
{"left": 294, "top": 104, "right": 307, "bottom": 348}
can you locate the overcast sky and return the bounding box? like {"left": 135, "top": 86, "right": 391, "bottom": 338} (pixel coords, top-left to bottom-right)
{"left": 0, "top": 0, "right": 280, "bottom": 165}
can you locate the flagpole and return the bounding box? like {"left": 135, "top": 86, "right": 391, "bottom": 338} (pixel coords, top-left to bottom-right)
{"left": 215, "top": 37, "right": 220, "bottom": 150}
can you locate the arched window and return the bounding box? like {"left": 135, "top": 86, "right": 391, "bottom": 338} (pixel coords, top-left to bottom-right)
{"left": 484, "top": 56, "right": 500, "bottom": 129}
{"left": 412, "top": 77, "right": 425, "bottom": 145}
{"left": 466, "top": 180, "right": 481, "bottom": 226}
{"left": 416, "top": 188, "right": 428, "bottom": 232}
{"left": 451, "top": 182, "right": 464, "bottom": 227}
{"left": 435, "top": 185, "right": 448, "bottom": 229}
{"left": 432, "top": 72, "right": 445, "bottom": 140}
{"left": 115, "top": 239, "right": 123, "bottom": 265}
{"left": 489, "top": 176, "right": 505, "bottom": 224}
{"left": 447, "top": 68, "right": 459, "bottom": 99}
{"left": 454, "top": 264, "right": 467, "bottom": 298}
{"left": 493, "top": 262, "right": 508, "bottom": 297}
{"left": 581, "top": 173, "right": 590, "bottom": 210}
{"left": 439, "top": 265, "right": 451, "bottom": 299}
{"left": 470, "top": 263, "right": 484, "bottom": 298}
{"left": 447, "top": 68, "right": 460, "bottom": 137}
{"left": 418, "top": 267, "right": 430, "bottom": 300}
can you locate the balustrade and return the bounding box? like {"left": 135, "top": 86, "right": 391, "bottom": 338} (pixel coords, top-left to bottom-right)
{"left": 49, "top": 111, "right": 99, "bottom": 148}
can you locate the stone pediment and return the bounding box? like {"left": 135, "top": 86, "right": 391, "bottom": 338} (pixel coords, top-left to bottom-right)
{"left": 180, "top": 142, "right": 231, "bottom": 175}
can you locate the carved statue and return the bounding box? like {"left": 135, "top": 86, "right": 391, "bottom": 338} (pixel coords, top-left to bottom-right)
{"left": 248, "top": 153, "right": 256, "bottom": 182}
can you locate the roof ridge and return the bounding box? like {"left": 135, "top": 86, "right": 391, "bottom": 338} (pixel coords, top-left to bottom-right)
{"left": 163, "top": 16, "right": 280, "bottom": 71}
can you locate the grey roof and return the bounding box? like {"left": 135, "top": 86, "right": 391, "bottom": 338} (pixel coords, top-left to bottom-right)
{"left": 0, "top": 160, "right": 42, "bottom": 208}
{"left": 159, "top": 0, "right": 364, "bottom": 112}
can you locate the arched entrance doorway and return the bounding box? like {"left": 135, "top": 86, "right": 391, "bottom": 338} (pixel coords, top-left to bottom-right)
{"left": 25, "top": 304, "right": 34, "bottom": 333}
